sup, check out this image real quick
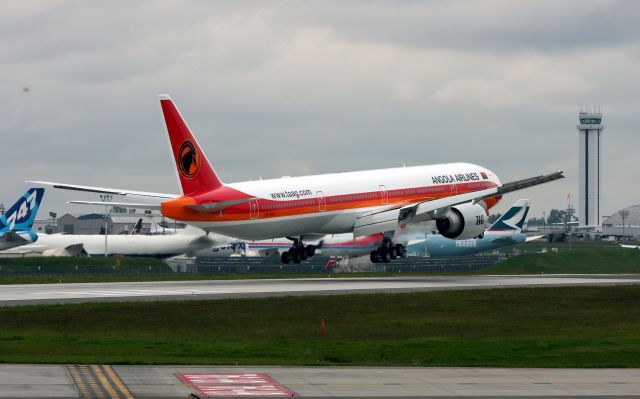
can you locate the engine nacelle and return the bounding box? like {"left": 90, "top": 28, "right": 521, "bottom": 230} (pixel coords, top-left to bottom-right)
{"left": 435, "top": 202, "right": 488, "bottom": 240}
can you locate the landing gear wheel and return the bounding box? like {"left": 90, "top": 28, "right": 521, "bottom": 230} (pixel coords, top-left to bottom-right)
{"left": 301, "top": 249, "right": 309, "bottom": 261}
{"left": 370, "top": 250, "right": 380, "bottom": 263}
{"left": 305, "top": 245, "right": 316, "bottom": 257}
{"left": 382, "top": 248, "right": 392, "bottom": 263}
{"left": 389, "top": 247, "right": 397, "bottom": 260}
{"left": 395, "top": 244, "right": 405, "bottom": 258}
{"left": 292, "top": 250, "right": 303, "bottom": 264}
{"left": 281, "top": 251, "right": 291, "bottom": 264}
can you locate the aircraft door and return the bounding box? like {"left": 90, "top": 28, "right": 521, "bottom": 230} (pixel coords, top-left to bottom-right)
{"left": 317, "top": 191, "right": 326, "bottom": 212}
{"left": 379, "top": 185, "right": 389, "bottom": 205}
{"left": 249, "top": 200, "right": 259, "bottom": 219}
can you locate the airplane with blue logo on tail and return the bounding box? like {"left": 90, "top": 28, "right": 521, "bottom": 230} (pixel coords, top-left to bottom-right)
{"left": 0, "top": 188, "right": 45, "bottom": 251}
{"left": 404, "top": 199, "right": 544, "bottom": 257}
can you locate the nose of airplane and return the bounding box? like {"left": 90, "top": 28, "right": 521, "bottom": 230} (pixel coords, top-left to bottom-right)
{"left": 485, "top": 167, "right": 502, "bottom": 187}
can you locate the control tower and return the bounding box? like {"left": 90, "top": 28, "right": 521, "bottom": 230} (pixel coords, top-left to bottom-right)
{"left": 577, "top": 107, "right": 604, "bottom": 228}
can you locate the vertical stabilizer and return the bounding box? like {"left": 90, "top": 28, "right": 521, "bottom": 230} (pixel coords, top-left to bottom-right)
{"left": 0, "top": 188, "right": 44, "bottom": 232}
{"left": 487, "top": 199, "right": 530, "bottom": 233}
{"left": 159, "top": 94, "right": 224, "bottom": 195}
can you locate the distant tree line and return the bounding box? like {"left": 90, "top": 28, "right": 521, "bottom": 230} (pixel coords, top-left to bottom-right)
{"left": 488, "top": 208, "right": 578, "bottom": 227}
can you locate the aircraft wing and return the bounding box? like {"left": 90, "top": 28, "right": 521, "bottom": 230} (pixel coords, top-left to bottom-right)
{"left": 354, "top": 171, "right": 564, "bottom": 237}
{"left": 492, "top": 171, "right": 564, "bottom": 197}
{"left": 68, "top": 201, "right": 162, "bottom": 210}
{"left": 28, "top": 181, "right": 178, "bottom": 199}
{"left": 525, "top": 235, "right": 546, "bottom": 242}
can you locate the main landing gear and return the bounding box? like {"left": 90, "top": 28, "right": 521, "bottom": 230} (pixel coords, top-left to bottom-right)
{"left": 370, "top": 237, "right": 406, "bottom": 264}
{"left": 281, "top": 237, "right": 316, "bottom": 264}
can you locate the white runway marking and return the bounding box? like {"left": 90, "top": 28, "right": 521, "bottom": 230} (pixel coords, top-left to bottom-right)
{"left": 1, "top": 274, "right": 639, "bottom": 305}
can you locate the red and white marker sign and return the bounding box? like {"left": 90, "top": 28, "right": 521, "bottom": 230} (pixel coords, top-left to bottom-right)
{"left": 178, "top": 373, "right": 295, "bottom": 397}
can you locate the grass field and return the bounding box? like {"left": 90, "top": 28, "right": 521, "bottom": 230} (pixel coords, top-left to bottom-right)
{"left": 483, "top": 247, "right": 640, "bottom": 274}
{"left": 1, "top": 285, "right": 639, "bottom": 367}
{"left": 0, "top": 256, "right": 171, "bottom": 273}
{"left": 499, "top": 238, "right": 622, "bottom": 254}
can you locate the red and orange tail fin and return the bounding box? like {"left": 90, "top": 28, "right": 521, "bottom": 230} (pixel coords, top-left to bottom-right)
{"left": 159, "top": 94, "right": 223, "bottom": 195}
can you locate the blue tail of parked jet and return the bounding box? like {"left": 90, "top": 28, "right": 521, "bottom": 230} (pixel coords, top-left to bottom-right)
{"left": 487, "top": 199, "right": 530, "bottom": 233}
{"left": 0, "top": 188, "right": 45, "bottom": 234}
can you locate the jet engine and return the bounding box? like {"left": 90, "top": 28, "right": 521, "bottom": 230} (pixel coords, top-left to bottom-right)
{"left": 435, "top": 202, "right": 488, "bottom": 240}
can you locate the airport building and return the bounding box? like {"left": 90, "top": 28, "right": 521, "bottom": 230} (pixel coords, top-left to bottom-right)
{"left": 602, "top": 205, "right": 640, "bottom": 238}
{"left": 577, "top": 107, "right": 604, "bottom": 229}
{"left": 33, "top": 213, "right": 179, "bottom": 235}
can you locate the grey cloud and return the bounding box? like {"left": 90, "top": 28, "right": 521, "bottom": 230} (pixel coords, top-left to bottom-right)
{"left": 0, "top": 0, "right": 638, "bottom": 218}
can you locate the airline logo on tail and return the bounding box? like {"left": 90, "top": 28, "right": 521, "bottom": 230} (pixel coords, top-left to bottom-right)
{"left": 178, "top": 139, "right": 200, "bottom": 179}
{"left": 159, "top": 94, "right": 223, "bottom": 194}
{"left": 487, "top": 199, "right": 530, "bottom": 232}
{"left": 0, "top": 188, "right": 44, "bottom": 233}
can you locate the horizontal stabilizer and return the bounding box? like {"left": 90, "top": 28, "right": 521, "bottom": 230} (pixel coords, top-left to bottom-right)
{"left": 0, "top": 231, "right": 28, "bottom": 244}
{"left": 68, "top": 201, "right": 162, "bottom": 210}
{"left": 29, "top": 181, "right": 178, "bottom": 199}
{"left": 187, "top": 198, "right": 258, "bottom": 212}
{"left": 489, "top": 236, "right": 519, "bottom": 245}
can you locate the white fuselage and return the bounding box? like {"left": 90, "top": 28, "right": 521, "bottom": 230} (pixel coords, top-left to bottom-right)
{"left": 1, "top": 227, "right": 231, "bottom": 258}
{"left": 179, "top": 162, "right": 501, "bottom": 240}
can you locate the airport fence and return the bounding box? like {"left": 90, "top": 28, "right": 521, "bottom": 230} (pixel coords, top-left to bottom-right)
{"left": 189, "top": 254, "right": 504, "bottom": 274}
{"left": 192, "top": 256, "right": 335, "bottom": 273}
{"left": 355, "top": 255, "right": 504, "bottom": 273}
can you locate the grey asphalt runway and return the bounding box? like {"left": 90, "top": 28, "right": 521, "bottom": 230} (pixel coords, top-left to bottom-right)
{"left": 2, "top": 364, "right": 640, "bottom": 398}
{"left": 1, "top": 274, "right": 639, "bottom": 306}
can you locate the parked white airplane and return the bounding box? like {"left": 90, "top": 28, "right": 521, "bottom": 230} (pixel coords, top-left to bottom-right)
{"left": 1, "top": 225, "right": 233, "bottom": 258}
{"left": 31, "top": 95, "right": 564, "bottom": 264}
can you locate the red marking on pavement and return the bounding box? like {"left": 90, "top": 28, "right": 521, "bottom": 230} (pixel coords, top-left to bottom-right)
{"left": 178, "top": 373, "right": 296, "bottom": 397}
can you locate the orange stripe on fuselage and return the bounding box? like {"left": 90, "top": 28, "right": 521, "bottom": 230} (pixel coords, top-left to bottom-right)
{"left": 161, "top": 181, "right": 500, "bottom": 223}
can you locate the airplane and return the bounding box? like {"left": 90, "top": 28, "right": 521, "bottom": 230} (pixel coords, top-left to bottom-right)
{"left": 1, "top": 225, "right": 234, "bottom": 258}
{"left": 0, "top": 188, "right": 44, "bottom": 251}
{"left": 404, "top": 199, "right": 545, "bottom": 257}
{"left": 243, "top": 199, "right": 540, "bottom": 261}
{"left": 30, "top": 95, "right": 564, "bottom": 264}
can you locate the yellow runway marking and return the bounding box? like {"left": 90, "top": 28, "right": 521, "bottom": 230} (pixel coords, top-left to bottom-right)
{"left": 66, "top": 365, "right": 134, "bottom": 398}
{"left": 92, "top": 365, "right": 120, "bottom": 399}
{"left": 103, "top": 365, "right": 134, "bottom": 399}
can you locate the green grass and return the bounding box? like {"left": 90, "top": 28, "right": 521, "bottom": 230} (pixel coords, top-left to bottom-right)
{"left": 498, "top": 239, "right": 622, "bottom": 254}
{"left": 1, "top": 286, "right": 640, "bottom": 367}
{"left": 0, "top": 256, "right": 171, "bottom": 273}
{"left": 484, "top": 247, "right": 640, "bottom": 274}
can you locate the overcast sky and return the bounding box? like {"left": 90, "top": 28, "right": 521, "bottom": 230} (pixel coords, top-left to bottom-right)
{"left": 1, "top": 0, "right": 639, "bottom": 220}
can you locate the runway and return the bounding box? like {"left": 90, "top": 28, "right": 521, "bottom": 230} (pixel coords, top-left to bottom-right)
{"left": 1, "top": 274, "right": 639, "bottom": 306}
{"left": 2, "top": 364, "right": 640, "bottom": 398}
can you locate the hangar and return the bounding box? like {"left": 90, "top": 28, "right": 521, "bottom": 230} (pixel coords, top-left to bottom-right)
{"left": 602, "top": 204, "right": 640, "bottom": 238}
